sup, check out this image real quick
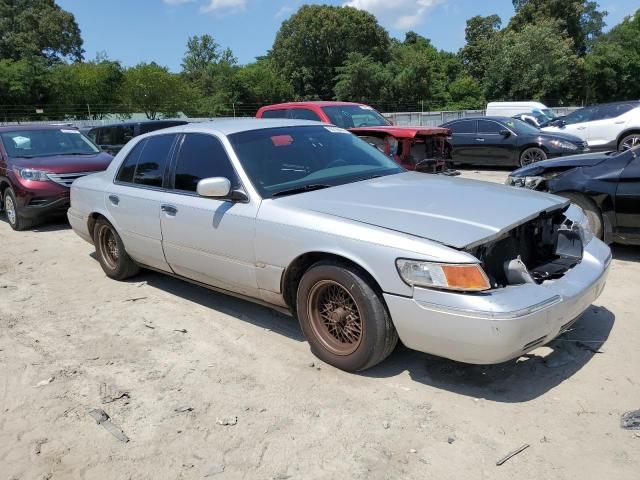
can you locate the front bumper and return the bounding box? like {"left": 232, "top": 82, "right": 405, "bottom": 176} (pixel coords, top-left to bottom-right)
{"left": 385, "top": 238, "right": 611, "bottom": 364}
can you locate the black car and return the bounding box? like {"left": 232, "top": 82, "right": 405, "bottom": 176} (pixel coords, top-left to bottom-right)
{"left": 440, "top": 116, "right": 588, "bottom": 167}
{"left": 507, "top": 148, "right": 640, "bottom": 245}
{"left": 85, "top": 120, "right": 189, "bottom": 155}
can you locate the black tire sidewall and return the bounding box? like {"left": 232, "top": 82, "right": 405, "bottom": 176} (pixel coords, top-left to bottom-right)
{"left": 559, "top": 192, "right": 604, "bottom": 240}
{"left": 93, "top": 219, "right": 136, "bottom": 280}
{"left": 520, "top": 147, "right": 547, "bottom": 167}
{"left": 297, "top": 262, "right": 393, "bottom": 372}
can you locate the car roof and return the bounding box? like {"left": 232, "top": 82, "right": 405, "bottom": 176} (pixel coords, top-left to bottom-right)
{"left": 89, "top": 120, "right": 189, "bottom": 129}
{"left": 0, "top": 124, "right": 76, "bottom": 133}
{"left": 145, "top": 118, "right": 329, "bottom": 136}
{"left": 444, "top": 116, "right": 513, "bottom": 123}
{"left": 260, "top": 101, "right": 366, "bottom": 109}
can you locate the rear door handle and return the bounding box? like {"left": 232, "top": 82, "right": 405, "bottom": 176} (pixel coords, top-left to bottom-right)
{"left": 475, "top": 138, "right": 485, "bottom": 142}
{"left": 161, "top": 204, "right": 178, "bottom": 216}
{"left": 577, "top": 127, "right": 587, "bottom": 130}
{"left": 108, "top": 194, "right": 119, "bottom": 205}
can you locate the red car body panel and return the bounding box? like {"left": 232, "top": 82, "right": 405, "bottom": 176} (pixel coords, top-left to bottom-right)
{"left": 256, "top": 102, "right": 452, "bottom": 173}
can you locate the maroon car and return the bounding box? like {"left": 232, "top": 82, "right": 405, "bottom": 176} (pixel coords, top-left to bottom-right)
{"left": 0, "top": 126, "right": 113, "bottom": 230}
{"left": 256, "top": 101, "right": 452, "bottom": 173}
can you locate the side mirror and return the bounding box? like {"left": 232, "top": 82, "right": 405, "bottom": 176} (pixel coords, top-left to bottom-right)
{"left": 499, "top": 129, "right": 511, "bottom": 137}
{"left": 197, "top": 177, "right": 231, "bottom": 198}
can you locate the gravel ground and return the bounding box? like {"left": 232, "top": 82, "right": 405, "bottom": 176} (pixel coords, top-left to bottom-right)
{"left": 1, "top": 168, "right": 639, "bottom": 480}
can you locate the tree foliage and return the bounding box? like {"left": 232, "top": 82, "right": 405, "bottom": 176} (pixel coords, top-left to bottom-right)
{"left": 270, "top": 5, "right": 390, "bottom": 99}
{"left": 460, "top": 15, "right": 502, "bottom": 82}
{"left": 0, "top": 0, "right": 83, "bottom": 61}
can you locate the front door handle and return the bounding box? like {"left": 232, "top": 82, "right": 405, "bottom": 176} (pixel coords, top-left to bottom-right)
{"left": 475, "top": 138, "right": 485, "bottom": 142}
{"left": 161, "top": 204, "right": 178, "bottom": 216}
{"left": 577, "top": 126, "right": 587, "bottom": 130}
{"left": 108, "top": 194, "right": 119, "bottom": 205}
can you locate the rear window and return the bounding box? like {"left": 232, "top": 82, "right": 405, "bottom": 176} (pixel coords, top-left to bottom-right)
{"left": 0, "top": 129, "right": 99, "bottom": 158}
{"left": 321, "top": 105, "right": 389, "bottom": 128}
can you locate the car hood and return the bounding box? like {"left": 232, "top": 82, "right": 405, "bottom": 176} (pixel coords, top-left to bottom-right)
{"left": 348, "top": 126, "right": 450, "bottom": 139}
{"left": 511, "top": 151, "right": 610, "bottom": 176}
{"left": 535, "top": 131, "right": 584, "bottom": 144}
{"left": 273, "top": 172, "right": 567, "bottom": 249}
{"left": 10, "top": 152, "right": 114, "bottom": 173}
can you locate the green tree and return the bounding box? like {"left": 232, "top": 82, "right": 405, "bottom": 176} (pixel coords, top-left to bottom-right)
{"left": 48, "top": 55, "right": 124, "bottom": 118}
{"left": 120, "top": 63, "right": 194, "bottom": 120}
{"left": 270, "top": 5, "right": 390, "bottom": 99}
{"left": 235, "top": 58, "right": 294, "bottom": 107}
{"left": 484, "top": 19, "right": 578, "bottom": 102}
{"left": 0, "top": 0, "right": 84, "bottom": 61}
{"left": 584, "top": 10, "right": 640, "bottom": 102}
{"left": 446, "top": 75, "right": 484, "bottom": 110}
{"left": 510, "top": 0, "right": 607, "bottom": 55}
{"left": 334, "top": 53, "right": 390, "bottom": 104}
{"left": 460, "top": 15, "right": 502, "bottom": 82}
{"left": 0, "top": 57, "right": 50, "bottom": 119}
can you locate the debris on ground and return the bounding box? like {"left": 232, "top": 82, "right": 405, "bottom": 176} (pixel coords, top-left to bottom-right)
{"left": 496, "top": 444, "right": 530, "bottom": 466}
{"left": 203, "top": 464, "right": 225, "bottom": 477}
{"left": 447, "top": 436, "right": 455, "bottom": 444}
{"left": 382, "top": 421, "right": 390, "bottom": 429}
{"left": 575, "top": 341, "right": 604, "bottom": 354}
{"left": 100, "top": 383, "right": 130, "bottom": 404}
{"left": 408, "top": 449, "right": 417, "bottom": 454}
{"left": 173, "top": 329, "right": 187, "bottom": 334}
{"left": 216, "top": 416, "right": 238, "bottom": 426}
{"left": 143, "top": 323, "right": 155, "bottom": 329}
{"left": 123, "top": 297, "right": 147, "bottom": 303}
{"left": 88, "top": 408, "right": 130, "bottom": 443}
{"left": 174, "top": 405, "right": 194, "bottom": 413}
{"left": 621, "top": 410, "right": 640, "bottom": 430}
{"left": 34, "top": 438, "right": 48, "bottom": 455}
{"left": 35, "top": 377, "right": 54, "bottom": 387}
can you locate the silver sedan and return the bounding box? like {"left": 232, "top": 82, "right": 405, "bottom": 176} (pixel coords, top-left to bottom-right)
{"left": 68, "top": 119, "right": 611, "bottom": 371}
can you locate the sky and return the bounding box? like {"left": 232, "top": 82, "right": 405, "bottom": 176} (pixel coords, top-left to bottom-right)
{"left": 56, "top": 0, "right": 640, "bottom": 71}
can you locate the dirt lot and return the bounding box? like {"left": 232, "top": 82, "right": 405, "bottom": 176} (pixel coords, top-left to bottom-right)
{"left": 1, "top": 169, "right": 639, "bottom": 480}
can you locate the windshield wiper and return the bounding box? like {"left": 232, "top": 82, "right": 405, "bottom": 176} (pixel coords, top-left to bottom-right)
{"left": 271, "top": 184, "right": 331, "bottom": 198}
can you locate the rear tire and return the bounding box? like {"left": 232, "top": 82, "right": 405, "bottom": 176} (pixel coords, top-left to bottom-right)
{"left": 3, "top": 188, "right": 36, "bottom": 231}
{"left": 93, "top": 217, "right": 140, "bottom": 280}
{"left": 558, "top": 192, "right": 604, "bottom": 240}
{"left": 618, "top": 133, "right": 640, "bottom": 152}
{"left": 296, "top": 261, "right": 398, "bottom": 372}
{"left": 519, "top": 147, "right": 547, "bottom": 167}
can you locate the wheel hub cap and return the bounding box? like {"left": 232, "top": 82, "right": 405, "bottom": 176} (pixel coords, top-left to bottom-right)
{"left": 5, "top": 196, "right": 16, "bottom": 225}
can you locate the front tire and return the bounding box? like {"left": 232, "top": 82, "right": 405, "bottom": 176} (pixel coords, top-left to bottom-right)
{"left": 519, "top": 147, "right": 547, "bottom": 167}
{"left": 558, "top": 192, "right": 604, "bottom": 240}
{"left": 296, "top": 261, "right": 398, "bottom": 372}
{"left": 93, "top": 218, "right": 140, "bottom": 280}
{"left": 3, "top": 188, "right": 36, "bottom": 231}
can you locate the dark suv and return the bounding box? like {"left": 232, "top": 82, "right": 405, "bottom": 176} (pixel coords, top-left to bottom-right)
{"left": 86, "top": 120, "right": 189, "bottom": 155}
{"left": 0, "top": 126, "right": 113, "bottom": 230}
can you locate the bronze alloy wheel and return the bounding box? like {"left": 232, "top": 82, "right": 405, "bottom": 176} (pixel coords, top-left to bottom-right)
{"left": 97, "top": 223, "right": 120, "bottom": 270}
{"left": 307, "top": 280, "right": 363, "bottom": 356}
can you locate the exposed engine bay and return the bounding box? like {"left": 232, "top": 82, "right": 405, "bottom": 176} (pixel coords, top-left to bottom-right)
{"left": 356, "top": 133, "right": 458, "bottom": 175}
{"left": 470, "top": 207, "right": 585, "bottom": 288}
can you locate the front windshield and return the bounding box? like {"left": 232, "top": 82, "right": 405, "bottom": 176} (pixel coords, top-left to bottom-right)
{"left": 321, "top": 105, "right": 390, "bottom": 128}
{"left": 502, "top": 118, "right": 541, "bottom": 135}
{"left": 228, "top": 125, "right": 404, "bottom": 198}
{"left": 540, "top": 109, "right": 557, "bottom": 119}
{"left": 0, "top": 129, "right": 100, "bottom": 158}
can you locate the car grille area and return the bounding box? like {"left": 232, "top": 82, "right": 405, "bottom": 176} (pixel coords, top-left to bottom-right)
{"left": 46, "top": 172, "right": 94, "bottom": 188}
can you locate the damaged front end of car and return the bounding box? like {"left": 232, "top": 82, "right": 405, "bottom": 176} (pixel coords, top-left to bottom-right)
{"left": 469, "top": 204, "right": 593, "bottom": 288}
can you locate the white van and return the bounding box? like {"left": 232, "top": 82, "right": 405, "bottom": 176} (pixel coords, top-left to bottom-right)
{"left": 486, "top": 101, "right": 557, "bottom": 120}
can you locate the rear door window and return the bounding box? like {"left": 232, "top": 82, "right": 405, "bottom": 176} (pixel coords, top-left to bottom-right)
{"left": 449, "top": 120, "right": 476, "bottom": 134}
{"left": 172, "top": 133, "right": 239, "bottom": 193}
{"left": 289, "top": 109, "right": 322, "bottom": 121}
{"left": 594, "top": 103, "right": 637, "bottom": 121}
{"left": 116, "top": 134, "right": 176, "bottom": 187}
{"left": 261, "top": 109, "right": 288, "bottom": 119}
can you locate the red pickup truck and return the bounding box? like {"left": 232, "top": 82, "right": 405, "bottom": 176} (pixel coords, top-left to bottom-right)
{"left": 256, "top": 101, "right": 452, "bottom": 173}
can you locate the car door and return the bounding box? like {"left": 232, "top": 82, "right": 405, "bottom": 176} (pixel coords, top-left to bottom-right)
{"left": 476, "top": 119, "right": 517, "bottom": 165}
{"left": 616, "top": 153, "right": 640, "bottom": 235}
{"left": 546, "top": 106, "right": 597, "bottom": 142}
{"left": 587, "top": 104, "right": 637, "bottom": 150}
{"left": 159, "top": 132, "right": 260, "bottom": 297}
{"left": 105, "top": 134, "right": 178, "bottom": 272}
{"left": 447, "top": 120, "right": 478, "bottom": 164}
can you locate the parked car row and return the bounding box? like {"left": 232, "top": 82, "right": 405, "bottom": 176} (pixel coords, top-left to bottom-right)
{"left": 0, "top": 116, "right": 613, "bottom": 373}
